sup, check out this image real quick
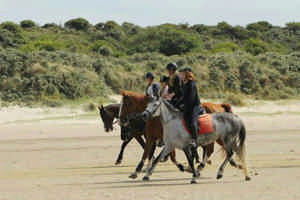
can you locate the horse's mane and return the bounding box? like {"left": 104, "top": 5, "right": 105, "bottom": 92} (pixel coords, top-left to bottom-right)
{"left": 162, "top": 99, "right": 181, "bottom": 114}
{"left": 120, "top": 90, "right": 150, "bottom": 109}
{"left": 120, "top": 90, "right": 146, "bottom": 99}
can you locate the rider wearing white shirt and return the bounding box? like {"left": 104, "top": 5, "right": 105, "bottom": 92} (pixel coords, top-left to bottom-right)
{"left": 145, "top": 72, "right": 160, "bottom": 100}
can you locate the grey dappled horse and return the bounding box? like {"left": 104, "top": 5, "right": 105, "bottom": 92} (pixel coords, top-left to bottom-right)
{"left": 142, "top": 99, "right": 251, "bottom": 184}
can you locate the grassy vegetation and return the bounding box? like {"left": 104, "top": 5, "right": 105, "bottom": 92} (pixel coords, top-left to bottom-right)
{"left": 0, "top": 19, "right": 299, "bottom": 106}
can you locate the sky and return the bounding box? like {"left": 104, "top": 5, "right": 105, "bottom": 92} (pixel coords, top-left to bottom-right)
{"left": 0, "top": 0, "right": 299, "bottom": 27}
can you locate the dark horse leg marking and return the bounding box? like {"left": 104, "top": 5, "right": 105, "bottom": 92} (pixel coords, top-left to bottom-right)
{"left": 183, "top": 146, "right": 199, "bottom": 184}
{"left": 143, "top": 146, "right": 171, "bottom": 181}
{"left": 198, "top": 146, "right": 208, "bottom": 171}
{"left": 135, "top": 135, "right": 145, "bottom": 148}
{"left": 115, "top": 137, "right": 132, "bottom": 165}
{"left": 217, "top": 150, "right": 233, "bottom": 179}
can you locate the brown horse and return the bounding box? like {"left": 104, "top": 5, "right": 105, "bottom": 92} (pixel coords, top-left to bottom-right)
{"left": 119, "top": 91, "right": 185, "bottom": 179}
{"left": 98, "top": 104, "right": 145, "bottom": 165}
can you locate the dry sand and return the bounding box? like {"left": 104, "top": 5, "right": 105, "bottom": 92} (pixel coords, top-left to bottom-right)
{"left": 0, "top": 100, "right": 299, "bottom": 200}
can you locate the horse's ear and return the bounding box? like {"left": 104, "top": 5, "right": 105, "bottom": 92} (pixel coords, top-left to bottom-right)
{"left": 120, "top": 90, "right": 125, "bottom": 96}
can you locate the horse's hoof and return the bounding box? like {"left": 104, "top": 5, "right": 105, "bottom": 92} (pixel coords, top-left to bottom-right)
{"left": 178, "top": 164, "right": 184, "bottom": 172}
{"left": 245, "top": 176, "right": 251, "bottom": 181}
{"left": 207, "top": 160, "right": 212, "bottom": 165}
{"left": 238, "top": 165, "right": 243, "bottom": 170}
{"left": 129, "top": 173, "right": 137, "bottom": 179}
{"left": 143, "top": 176, "right": 150, "bottom": 181}
{"left": 190, "top": 179, "right": 197, "bottom": 184}
{"left": 115, "top": 160, "right": 122, "bottom": 165}
{"left": 216, "top": 174, "right": 223, "bottom": 179}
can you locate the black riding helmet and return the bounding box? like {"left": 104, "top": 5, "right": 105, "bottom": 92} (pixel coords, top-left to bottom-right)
{"left": 166, "top": 62, "right": 178, "bottom": 71}
{"left": 145, "top": 72, "right": 155, "bottom": 80}
{"left": 179, "top": 67, "right": 192, "bottom": 73}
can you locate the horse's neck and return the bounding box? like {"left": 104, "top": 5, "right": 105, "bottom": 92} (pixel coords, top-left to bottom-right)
{"left": 160, "top": 102, "right": 180, "bottom": 123}
{"left": 135, "top": 97, "right": 149, "bottom": 112}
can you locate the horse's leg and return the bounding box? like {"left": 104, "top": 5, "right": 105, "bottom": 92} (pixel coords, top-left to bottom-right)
{"left": 206, "top": 143, "right": 214, "bottom": 165}
{"left": 169, "top": 151, "right": 184, "bottom": 172}
{"left": 129, "top": 138, "right": 152, "bottom": 179}
{"left": 216, "top": 150, "right": 233, "bottom": 179}
{"left": 183, "top": 146, "right": 199, "bottom": 184}
{"left": 115, "top": 137, "right": 132, "bottom": 165}
{"left": 194, "top": 148, "right": 200, "bottom": 163}
{"left": 143, "top": 146, "right": 171, "bottom": 181}
{"left": 135, "top": 135, "right": 146, "bottom": 149}
{"left": 145, "top": 141, "right": 156, "bottom": 171}
{"left": 198, "top": 146, "right": 208, "bottom": 171}
{"left": 216, "top": 139, "right": 242, "bottom": 169}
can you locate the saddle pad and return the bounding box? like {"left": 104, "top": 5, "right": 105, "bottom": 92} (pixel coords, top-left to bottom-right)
{"left": 183, "top": 114, "right": 214, "bottom": 135}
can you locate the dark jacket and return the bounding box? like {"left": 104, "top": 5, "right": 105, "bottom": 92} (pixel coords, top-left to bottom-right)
{"left": 145, "top": 82, "right": 160, "bottom": 100}
{"left": 183, "top": 80, "right": 201, "bottom": 118}
{"left": 168, "top": 74, "right": 183, "bottom": 107}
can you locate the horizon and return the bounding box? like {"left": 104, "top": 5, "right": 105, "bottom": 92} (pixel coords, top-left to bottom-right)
{"left": 1, "top": 0, "right": 300, "bottom": 27}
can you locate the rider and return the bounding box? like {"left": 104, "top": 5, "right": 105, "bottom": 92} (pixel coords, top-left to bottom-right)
{"left": 182, "top": 69, "right": 204, "bottom": 147}
{"left": 159, "top": 75, "right": 170, "bottom": 100}
{"left": 166, "top": 63, "right": 184, "bottom": 109}
{"left": 145, "top": 72, "right": 160, "bottom": 100}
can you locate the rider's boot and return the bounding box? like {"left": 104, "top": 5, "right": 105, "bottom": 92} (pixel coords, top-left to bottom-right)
{"left": 189, "top": 125, "right": 198, "bottom": 148}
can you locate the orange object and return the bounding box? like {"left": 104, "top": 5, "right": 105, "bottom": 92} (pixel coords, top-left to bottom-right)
{"left": 183, "top": 114, "right": 214, "bottom": 135}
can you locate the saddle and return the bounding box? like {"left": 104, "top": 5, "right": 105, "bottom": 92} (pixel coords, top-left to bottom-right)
{"left": 183, "top": 114, "right": 214, "bottom": 135}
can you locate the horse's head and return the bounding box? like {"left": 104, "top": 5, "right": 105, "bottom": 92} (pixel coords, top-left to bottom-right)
{"left": 98, "top": 105, "right": 114, "bottom": 132}
{"left": 119, "top": 90, "right": 149, "bottom": 126}
{"left": 143, "top": 99, "right": 180, "bottom": 123}
{"left": 142, "top": 99, "right": 161, "bottom": 120}
{"left": 118, "top": 91, "right": 149, "bottom": 140}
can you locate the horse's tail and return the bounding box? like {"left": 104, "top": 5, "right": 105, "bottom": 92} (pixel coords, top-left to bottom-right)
{"left": 221, "top": 103, "right": 233, "bottom": 113}
{"left": 236, "top": 122, "right": 250, "bottom": 178}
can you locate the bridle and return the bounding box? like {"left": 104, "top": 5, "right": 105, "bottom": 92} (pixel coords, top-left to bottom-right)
{"left": 119, "top": 98, "right": 140, "bottom": 127}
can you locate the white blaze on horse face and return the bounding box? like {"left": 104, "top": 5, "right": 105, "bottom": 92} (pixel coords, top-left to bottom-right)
{"left": 146, "top": 100, "right": 161, "bottom": 117}
{"left": 152, "top": 101, "right": 161, "bottom": 117}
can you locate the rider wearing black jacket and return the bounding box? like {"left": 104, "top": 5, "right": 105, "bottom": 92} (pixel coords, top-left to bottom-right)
{"left": 166, "top": 63, "right": 184, "bottom": 108}
{"left": 183, "top": 70, "right": 204, "bottom": 146}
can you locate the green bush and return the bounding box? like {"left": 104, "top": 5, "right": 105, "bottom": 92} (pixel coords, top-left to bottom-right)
{"left": 246, "top": 21, "right": 272, "bottom": 32}
{"left": 42, "top": 23, "right": 59, "bottom": 29}
{"left": 0, "top": 21, "right": 22, "bottom": 33}
{"left": 286, "top": 22, "right": 300, "bottom": 34}
{"left": 99, "top": 46, "right": 113, "bottom": 56}
{"left": 65, "top": 18, "right": 90, "bottom": 31}
{"left": 20, "top": 20, "right": 36, "bottom": 28}
{"left": 211, "top": 41, "right": 239, "bottom": 53}
{"left": 244, "top": 38, "right": 268, "bottom": 55}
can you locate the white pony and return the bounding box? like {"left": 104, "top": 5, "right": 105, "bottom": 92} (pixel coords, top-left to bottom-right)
{"left": 142, "top": 99, "right": 250, "bottom": 184}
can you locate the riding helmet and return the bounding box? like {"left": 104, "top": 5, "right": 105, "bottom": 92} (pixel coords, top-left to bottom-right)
{"left": 183, "top": 67, "right": 192, "bottom": 72}
{"left": 145, "top": 72, "right": 155, "bottom": 80}
{"left": 166, "top": 62, "right": 178, "bottom": 71}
